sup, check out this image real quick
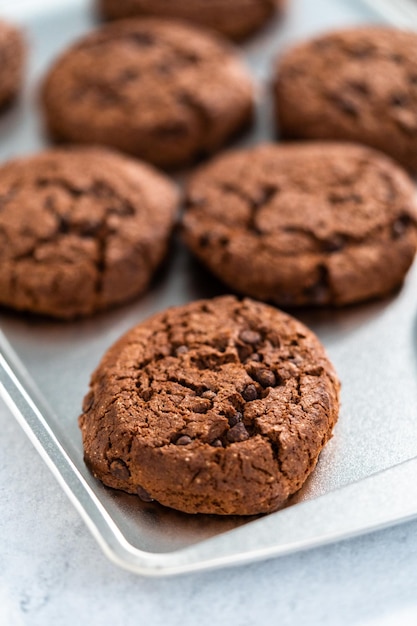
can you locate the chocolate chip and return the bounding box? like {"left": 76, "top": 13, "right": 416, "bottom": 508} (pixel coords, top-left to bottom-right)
{"left": 141, "top": 388, "right": 153, "bottom": 401}
{"left": 82, "top": 391, "right": 94, "bottom": 412}
{"left": 255, "top": 369, "right": 277, "bottom": 388}
{"left": 212, "top": 335, "right": 229, "bottom": 352}
{"left": 268, "top": 332, "right": 281, "bottom": 348}
{"left": 328, "top": 192, "right": 347, "bottom": 204}
{"left": 323, "top": 234, "right": 345, "bottom": 253}
{"left": 228, "top": 411, "right": 243, "bottom": 427}
{"left": 57, "top": 215, "right": 70, "bottom": 235}
{"left": 392, "top": 215, "right": 412, "bottom": 238}
{"left": 199, "top": 234, "right": 210, "bottom": 248}
{"left": 242, "top": 384, "right": 258, "bottom": 402}
{"left": 227, "top": 422, "right": 249, "bottom": 443}
{"left": 239, "top": 329, "right": 261, "bottom": 345}
{"left": 237, "top": 344, "right": 253, "bottom": 362}
{"left": 110, "top": 459, "right": 130, "bottom": 480}
{"left": 176, "top": 435, "right": 192, "bottom": 445}
{"left": 181, "top": 51, "right": 200, "bottom": 64}
{"left": 211, "top": 439, "right": 223, "bottom": 448}
{"left": 248, "top": 353, "right": 261, "bottom": 362}
{"left": 137, "top": 485, "right": 154, "bottom": 502}
{"left": 202, "top": 390, "right": 216, "bottom": 400}
{"left": 391, "top": 93, "right": 409, "bottom": 107}
{"left": 176, "top": 345, "right": 189, "bottom": 356}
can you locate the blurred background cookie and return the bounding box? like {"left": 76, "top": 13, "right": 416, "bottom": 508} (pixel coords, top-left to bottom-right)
{"left": 42, "top": 19, "right": 255, "bottom": 168}
{"left": 0, "top": 147, "right": 178, "bottom": 319}
{"left": 183, "top": 142, "right": 417, "bottom": 306}
{"left": 98, "top": 0, "right": 286, "bottom": 41}
{"left": 0, "top": 20, "right": 25, "bottom": 111}
{"left": 275, "top": 27, "right": 417, "bottom": 172}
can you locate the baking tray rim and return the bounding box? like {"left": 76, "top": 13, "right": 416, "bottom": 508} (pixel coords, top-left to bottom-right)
{"left": 3, "top": 332, "right": 417, "bottom": 577}
{"left": 2, "top": 0, "right": 417, "bottom": 576}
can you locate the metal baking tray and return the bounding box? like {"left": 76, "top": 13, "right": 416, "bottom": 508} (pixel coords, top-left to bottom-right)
{"left": 2, "top": 0, "right": 417, "bottom": 577}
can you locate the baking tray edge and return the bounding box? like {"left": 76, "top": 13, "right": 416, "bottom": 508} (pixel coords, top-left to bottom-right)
{"left": 1, "top": 0, "right": 417, "bottom": 576}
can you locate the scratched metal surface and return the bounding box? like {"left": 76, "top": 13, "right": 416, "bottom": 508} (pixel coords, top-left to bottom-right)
{"left": 1, "top": 0, "right": 417, "bottom": 571}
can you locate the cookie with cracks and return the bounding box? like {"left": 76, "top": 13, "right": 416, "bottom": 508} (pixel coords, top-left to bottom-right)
{"left": 0, "top": 147, "right": 178, "bottom": 318}
{"left": 79, "top": 295, "right": 340, "bottom": 515}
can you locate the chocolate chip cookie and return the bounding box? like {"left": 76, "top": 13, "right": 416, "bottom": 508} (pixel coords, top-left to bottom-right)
{"left": 0, "top": 147, "right": 178, "bottom": 319}
{"left": 0, "top": 20, "right": 25, "bottom": 110}
{"left": 99, "top": 0, "right": 286, "bottom": 41}
{"left": 275, "top": 27, "right": 417, "bottom": 172}
{"left": 182, "top": 142, "right": 417, "bottom": 306}
{"left": 42, "top": 19, "right": 254, "bottom": 168}
{"left": 79, "top": 295, "right": 340, "bottom": 515}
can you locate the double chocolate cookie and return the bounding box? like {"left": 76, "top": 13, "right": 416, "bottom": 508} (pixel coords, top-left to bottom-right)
{"left": 42, "top": 19, "right": 254, "bottom": 168}
{"left": 275, "top": 27, "right": 417, "bottom": 172}
{"left": 99, "top": 0, "right": 285, "bottom": 41}
{"left": 182, "top": 142, "right": 417, "bottom": 306}
{"left": 0, "top": 147, "right": 178, "bottom": 319}
{"left": 0, "top": 20, "right": 25, "bottom": 110}
{"left": 79, "top": 296, "right": 340, "bottom": 515}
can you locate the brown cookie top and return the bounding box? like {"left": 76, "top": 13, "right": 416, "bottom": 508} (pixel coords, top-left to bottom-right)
{"left": 99, "top": 0, "right": 284, "bottom": 41}
{"left": 0, "top": 20, "right": 25, "bottom": 108}
{"left": 275, "top": 27, "right": 417, "bottom": 172}
{"left": 0, "top": 147, "right": 178, "bottom": 319}
{"left": 182, "top": 142, "right": 417, "bottom": 306}
{"left": 42, "top": 18, "right": 254, "bottom": 168}
{"left": 79, "top": 295, "right": 340, "bottom": 515}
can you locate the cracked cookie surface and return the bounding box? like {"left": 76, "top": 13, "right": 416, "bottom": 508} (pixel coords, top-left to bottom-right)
{"left": 99, "top": 0, "right": 285, "bottom": 41}
{"left": 0, "top": 20, "right": 25, "bottom": 109}
{"left": 42, "top": 18, "right": 254, "bottom": 168}
{"left": 79, "top": 295, "right": 340, "bottom": 515}
{"left": 275, "top": 27, "right": 417, "bottom": 172}
{"left": 0, "top": 147, "right": 178, "bottom": 318}
{"left": 182, "top": 142, "right": 417, "bottom": 306}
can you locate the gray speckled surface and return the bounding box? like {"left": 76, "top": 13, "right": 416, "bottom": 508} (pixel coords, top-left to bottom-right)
{"left": 2, "top": 399, "right": 417, "bottom": 626}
